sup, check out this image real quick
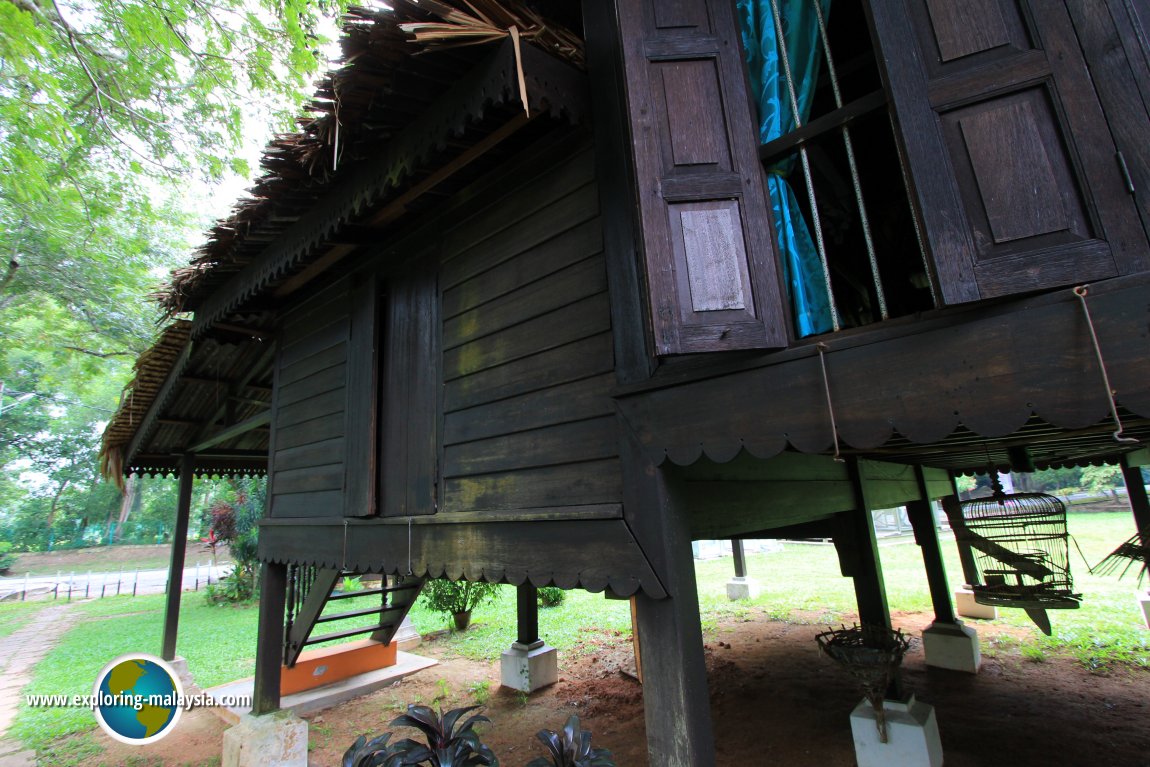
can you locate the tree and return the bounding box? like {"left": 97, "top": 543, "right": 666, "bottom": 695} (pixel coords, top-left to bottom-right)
{"left": 0, "top": 0, "right": 346, "bottom": 548}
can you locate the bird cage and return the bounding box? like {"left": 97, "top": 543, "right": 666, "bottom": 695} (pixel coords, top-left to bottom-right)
{"left": 958, "top": 480, "right": 1081, "bottom": 610}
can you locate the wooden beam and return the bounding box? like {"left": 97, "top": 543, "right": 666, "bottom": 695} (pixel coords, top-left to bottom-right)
{"left": 125, "top": 340, "right": 195, "bottom": 465}
{"left": 940, "top": 484, "right": 981, "bottom": 586}
{"left": 212, "top": 322, "right": 273, "bottom": 340}
{"left": 516, "top": 584, "right": 540, "bottom": 646}
{"left": 161, "top": 453, "right": 194, "bottom": 661}
{"left": 631, "top": 466, "right": 716, "bottom": 767}
{"left": 838, "top": 459, "right": 892, "bottom": 630}
{"left": 1120, "top": 457, "right": 1150, "bottom": 543}
{"left": 189, "top": 410, "right": 272, "bottom": 454}
{"left": 189, "top": 344, "right": 277, "bottom": 448}
{"left": 731, "top": 539, "right": 747, "bottom": 578}
{"left": 273, "top": 243, "right": 358, "bottom": 298}
{"left": 909, "top": 467, "right": 956, "bottom": 624}
{"left": 253, "top": 562, "right": 288, "bottom": 716}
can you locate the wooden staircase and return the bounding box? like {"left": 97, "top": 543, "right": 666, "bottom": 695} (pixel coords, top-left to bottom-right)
{"left": 283, "top": 566, "right": 424, "bottom": 667}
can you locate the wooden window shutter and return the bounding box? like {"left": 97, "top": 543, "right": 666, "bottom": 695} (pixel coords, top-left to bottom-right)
{"left": 344, "top": 273, "right": 380, "bottom": 517}
{"left": 870, "top": 0, "right": 1145, "bottom": 303}
{"left": 379, "top": 260, "right": 440, "bottom": 518}
{"left": 616, "top": 0, "right": 789, "bottom": 354}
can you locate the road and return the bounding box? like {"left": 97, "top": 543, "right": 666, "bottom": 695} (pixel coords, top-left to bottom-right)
{"left": 0, "top": 562, "right": 233, "bottom": 601}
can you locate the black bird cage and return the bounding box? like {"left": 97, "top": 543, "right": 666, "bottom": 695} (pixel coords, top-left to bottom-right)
{"left": 958, "top": 478, "right": 1081, "bottom": 610}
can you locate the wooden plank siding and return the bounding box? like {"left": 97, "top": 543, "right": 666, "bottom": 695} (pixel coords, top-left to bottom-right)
{"left": 438, "top": 145, "right": 623, "bottom": 516}
{"left": 269, "top": 280, "right": 354, "bottom": 518}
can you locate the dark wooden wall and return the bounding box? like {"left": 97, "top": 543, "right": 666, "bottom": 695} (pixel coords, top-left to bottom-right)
{"left": 269, "top": 277, "right": 357, "bottom": 518}
{"left": 437, "top": 142, "right": 623, "bottom": 518}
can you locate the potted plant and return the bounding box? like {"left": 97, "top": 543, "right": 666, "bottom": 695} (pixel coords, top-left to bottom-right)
{"left": 422, "top": 578, "right": 500, "bottom": 630}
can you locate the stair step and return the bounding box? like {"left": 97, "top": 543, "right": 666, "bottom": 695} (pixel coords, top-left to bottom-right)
{"left": 327, "top": 585, "right": 411, "bottom": 601}
{"left": 304, "top": 622, "right": 397, "bottom": 646}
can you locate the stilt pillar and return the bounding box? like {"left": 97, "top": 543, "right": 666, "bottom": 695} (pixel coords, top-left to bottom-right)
{"left": 1120, "top": 456, "right": 1150, "bottom": 627}
{"left": 726, "top": 538, "right": 760, "bottom": 601}
{"left": 909, "top": 469, "right": 980, "bottom": 673}
{"left": 252, "top": 561, "right": 287, "bottom": 716}
{"left": 161, "top": 452, "right": 195, "bottom": 662}
{"left": 501, "top": 583, "right": 557, "bottom": 693}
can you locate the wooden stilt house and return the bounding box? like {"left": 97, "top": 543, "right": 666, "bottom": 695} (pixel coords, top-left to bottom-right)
{"left": 102, "top": 2, "right": 1150, "bottom": 763}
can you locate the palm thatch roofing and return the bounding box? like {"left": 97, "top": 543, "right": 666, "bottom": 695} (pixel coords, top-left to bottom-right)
{"left": 101, "top": 1, "right": 588, "bottom": 480}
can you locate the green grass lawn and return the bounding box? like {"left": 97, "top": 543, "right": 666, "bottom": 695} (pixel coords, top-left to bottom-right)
{"left": 9, "top": 510, "right": 1147, "bottom": 762}
{"left": 0, "top": 600, "right": 50, "bottom": 641}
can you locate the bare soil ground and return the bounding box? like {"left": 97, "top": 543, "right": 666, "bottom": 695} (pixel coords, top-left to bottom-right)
{"left": 69, "top": 610, "right": 1150, "bottom": 767}
{"left": 7, "top": 542, "right": 229, "bottom": 576}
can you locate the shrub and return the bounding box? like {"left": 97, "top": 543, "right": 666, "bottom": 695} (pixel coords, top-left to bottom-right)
{"left": 421, "top": 579, "right": 501, "bottom": 629}
{"left": 0, "top": 542, "right": 15, "bottom": 574}
{"left": 537, "top": 587, "right": 565, "bottom": 608}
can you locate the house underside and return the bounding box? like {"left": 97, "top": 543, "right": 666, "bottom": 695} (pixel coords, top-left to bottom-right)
{"left": 100, "top": 2, "right": 1150, "bottom": 764}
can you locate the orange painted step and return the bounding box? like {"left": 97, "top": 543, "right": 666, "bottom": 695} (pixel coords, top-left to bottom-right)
{"left": 280, "top": 638, "right": 398, "bottom": 696}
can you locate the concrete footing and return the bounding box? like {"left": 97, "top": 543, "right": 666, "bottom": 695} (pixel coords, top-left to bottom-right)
{"left": 725, "top": 576, "right": 761, "bottom": 601}
{"left": 850, "top": 694, "right": 943, "bottom": 767}
{"left": 167, "top": 655, "right": 199, "bottom": 693}
{"left": 392, "top": 615, "right": 422, "bottom": 651}
{"left": 1138, "top": 592, "right": 1150, "bottom": 630}
{"left": 500, "top": 640, "right": 558, "bottom": 693}
{"left": 222, "top": 710, "right": 308, "bottom": 767}
{"left": 954, "top": 587, "right": 997, "bottom": 620}
{"left": 921, "top": 620, "right": 980, "bottom": 674}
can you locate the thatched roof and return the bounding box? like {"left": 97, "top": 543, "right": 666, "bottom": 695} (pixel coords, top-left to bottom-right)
{"left": 161, "top": 1, "right": 584, "bottom": 319}
{"left": 102, "top": 1, "right": 587, "bottom": 480}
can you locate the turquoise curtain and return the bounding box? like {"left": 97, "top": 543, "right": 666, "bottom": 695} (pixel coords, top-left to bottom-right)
{"left": 738, "top": 0, "right": 833, "bottom": 337}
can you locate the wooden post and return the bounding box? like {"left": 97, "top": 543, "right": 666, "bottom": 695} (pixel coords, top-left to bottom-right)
{"left": 630, "top": 469, "right": 715, "bottom": 767}
{"left": 516, "top": 584, "right": 540, "bottom": 646}
{"left": 1120, "top": 457, "right": 1150, "bottom": 539}
{"left": 908, "top": 469, "right": 956, "bottom": 624}
{"left": 253, "top": 562, "right": 288, "bottom": 716}
{"left": 941, "top": 476, "right": 981, "bottom": 587}
{"left": 161, "top": 453, "right": 194, "bottom": 661}
{"left": 836, "top": 459, "right": 891, "bottom": 630}
{"left": 731, "top": 538, "right": 748, "bottom": 578}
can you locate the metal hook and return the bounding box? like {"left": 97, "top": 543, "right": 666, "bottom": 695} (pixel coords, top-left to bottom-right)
{"left": 1073, "top": 285, "right": 1138, "bottom": 444}
{"left": 816, "top": 343, "right": 845, "bottom": 462}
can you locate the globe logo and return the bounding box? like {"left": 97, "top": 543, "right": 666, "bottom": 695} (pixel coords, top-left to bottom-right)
{"left": 92, "top": 654, "right": 183, "bottom": 745}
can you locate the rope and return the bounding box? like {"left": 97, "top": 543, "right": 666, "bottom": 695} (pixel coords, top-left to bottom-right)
{"left": 1074, "top": 285, "right": 1138, "bottom": 444}
{"left": 816, "top": 343, "right": 844, "bottom": 462}
{"left": 407, "top": 516, "right": 414, "bottom": 577}
{"left": 341, "top": 519, "right": 348, "bottom": 570}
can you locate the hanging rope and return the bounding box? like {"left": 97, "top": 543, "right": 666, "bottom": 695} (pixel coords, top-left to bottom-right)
{"left": 816, "top": 343, "right": 844, "bottom": 462}
{"left": 1073, "top": 285, "right": 1138, "bottom": 444}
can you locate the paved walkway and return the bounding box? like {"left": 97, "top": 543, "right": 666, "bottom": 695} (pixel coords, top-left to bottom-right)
{"left": 0, "top": 604, "right": 79, "bottom": 765}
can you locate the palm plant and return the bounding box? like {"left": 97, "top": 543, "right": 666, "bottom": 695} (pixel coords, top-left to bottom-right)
{"left": 388, "top": 704, "right": 498, "bottom": 766}
{"left": 525, "top": 715, "right": 615, "bottom": 767}
{"left": 343, "top": 732, "right": 404, "bottom": 767}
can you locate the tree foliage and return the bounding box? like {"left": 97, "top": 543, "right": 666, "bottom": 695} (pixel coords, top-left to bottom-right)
{"left": 0, "top": 0, "right": 345, "bottom": 551}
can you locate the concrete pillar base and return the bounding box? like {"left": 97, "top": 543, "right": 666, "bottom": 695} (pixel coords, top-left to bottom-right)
{"left": 954, "top": 587, "right": 997, "bottom": 620}
{"left": 167, "top": 655, "right": 199, "bottom": 694}
{"left": 500, "top": 641, "right": 558, "bottom": 693}
{"left": 922, "top": 620, "right": 980, "bottom": 674}
{"left": 392, "top": 615, "right": 422, "bottom": 651}
{"left": 1137, "top": 592, "right": 1150, "bottom": 630}
{"left": 222, "top": 711, "right": 308, "bottom": 767}
{"left": 850, "top": 694, "right": 943, "bottom": 767}
{"left": 725, "top": 576, "right": 760, "bottom": 601}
